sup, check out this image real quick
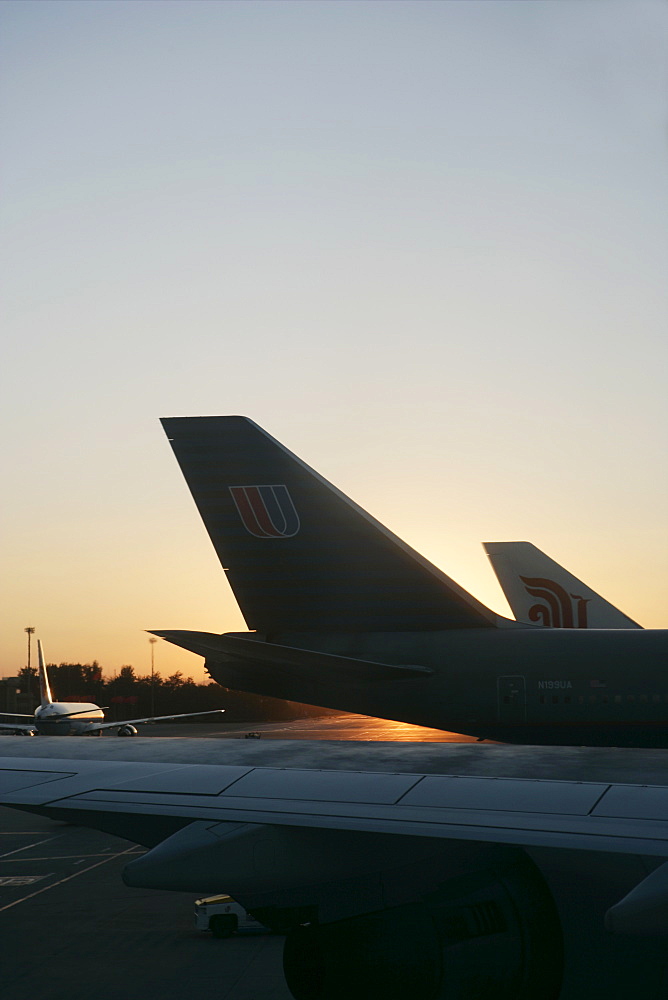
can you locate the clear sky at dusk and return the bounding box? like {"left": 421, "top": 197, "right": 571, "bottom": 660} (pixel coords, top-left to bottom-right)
{"left": 2, "top": 1, "right": 666, "bottom": 683}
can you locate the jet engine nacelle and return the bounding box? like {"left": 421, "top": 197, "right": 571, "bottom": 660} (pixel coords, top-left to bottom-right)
{"left": 116, "top": 724, "right": 138, "bottom": 737}
{"left": 282, "top": 855, "right": 563, "bottom": 1000}
{"left": 125, "top": 822, "right": 564, "bottom": 998}
{"left": 123, "top": 819, "right": 527, "bottom": 924}
{"left": 122, "top": 821, "right": 668, "bottom": 1000}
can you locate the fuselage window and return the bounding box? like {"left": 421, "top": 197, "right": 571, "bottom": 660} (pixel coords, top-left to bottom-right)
{"left": 639, "top": 694, "right": 648, "bottom": 703}
{"left": 602, "top": 695, "right": 609, "bottom": 704}
{"left": 627, "top": 694, "right": 636, "bottom": 703}
{"left": 539, "top": 695, "right": 545, "bottom": 705}
{"left": 564, "top": 696, "right": 571, "bottom": 705}
{"left": 589, "top": 694, "right": 597, "bottom": 704}
{"left": 552, "top": 695, "right": 559, "bottom": 705}
{"left": 653, "top": 694, "right": 661, "bottom": 704}
{"left": 614, "top": 695, "right": 622, "bottom": 704}
{"left": 578, "top": 695, "right": 585, "bottom": 705}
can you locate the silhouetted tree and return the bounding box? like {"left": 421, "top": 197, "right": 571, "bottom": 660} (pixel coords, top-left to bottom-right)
{"left": 17, "top": 665, "right": 37, "bottom": 696}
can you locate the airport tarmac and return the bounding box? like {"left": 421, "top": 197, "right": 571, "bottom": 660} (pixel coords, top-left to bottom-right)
{"left": 0, "top": 806, "right": 292, "bottom": 1000}
{"left": 0, "top": 714, "right": 468, "bottom": 1000}
{"left": 129, "top": 712, "right": 482, "bottom": 742}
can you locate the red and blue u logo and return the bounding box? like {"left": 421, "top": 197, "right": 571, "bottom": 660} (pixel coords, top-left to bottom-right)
{"left": 229, "top": 485, "right": 300, "bottom": 538}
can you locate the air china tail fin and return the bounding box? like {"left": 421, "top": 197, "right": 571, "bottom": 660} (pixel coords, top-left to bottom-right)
{"left": 161, "top": 417, "right": 500, "bottom": 632}
{"left": 483, "top": 541, "right": 641, "bottom": 629}
{"left": 37, "top": 640, "right": 54, "bottom": 707}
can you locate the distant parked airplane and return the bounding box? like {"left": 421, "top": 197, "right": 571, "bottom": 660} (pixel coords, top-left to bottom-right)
{"left": 0, "top": 640, "right": 224, "bottom": 735}
{"left": 483, "top": 541, "right": 642, "bottom": 629}
{"left": 153, "top": 415, "right": 667, "bottom": 748}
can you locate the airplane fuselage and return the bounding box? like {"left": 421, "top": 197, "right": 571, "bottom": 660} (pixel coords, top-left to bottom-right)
{"left": 206, "top": 627, "right": 668, "bottom": 747}
{"left": 33, "top": 702, "right": 104, "bottom": 735}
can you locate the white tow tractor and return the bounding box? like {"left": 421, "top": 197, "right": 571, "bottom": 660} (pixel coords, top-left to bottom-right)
{"left": 194, "top": 894, "right": 268, "bottom": 938}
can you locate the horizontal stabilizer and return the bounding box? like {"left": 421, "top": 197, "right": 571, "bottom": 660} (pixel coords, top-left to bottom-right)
{"left": 161, "top": 416, "right": 498, "bottom": 631}
{"left": 150, "top": 630, "right": 434, "bottom": 681}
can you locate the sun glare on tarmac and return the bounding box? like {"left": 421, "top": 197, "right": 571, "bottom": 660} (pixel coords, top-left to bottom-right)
{"left": 239, "top": 715, "right": 484, "bottom": 743}
{"left": 349, "top": 717, "right": 481, "bottom": 742}
{"left": 134, "top": 716, "right": 488, "bottom": 742}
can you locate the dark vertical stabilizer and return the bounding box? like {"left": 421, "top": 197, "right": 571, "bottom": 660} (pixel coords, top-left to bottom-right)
{"left": 161, "top": 416, "right": 499, "bottom": 632}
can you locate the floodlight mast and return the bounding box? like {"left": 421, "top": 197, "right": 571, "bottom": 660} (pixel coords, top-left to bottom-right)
{"left": 149, "top": 637, "right": 158, "bottom": 716}
{"left": 24, "top": 627, "right": 35, "bottom": 700}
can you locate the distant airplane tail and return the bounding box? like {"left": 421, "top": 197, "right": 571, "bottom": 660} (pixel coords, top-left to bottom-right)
{"left": 37, "top": 640, "right": 54, "bottom": 706}
{"left": 483, "top": 541, "right": 641, "bottom": 629}
{"left": 161, "top": 416, "right": 501, "bottom": 632}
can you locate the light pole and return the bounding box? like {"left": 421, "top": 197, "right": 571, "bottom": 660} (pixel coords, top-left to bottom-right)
{"left": 149, "top": 637, "right": 157, "bottom": 716}
{"left": 24, "top": 627, "right": 35, "bottom": 700}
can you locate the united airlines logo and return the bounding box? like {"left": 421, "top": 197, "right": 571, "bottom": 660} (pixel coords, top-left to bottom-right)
{"left": 520, "top": 576, "right": 590, "bottom": 628}
{"left": 229, "top": 485, "right": 300, "bottom": 538}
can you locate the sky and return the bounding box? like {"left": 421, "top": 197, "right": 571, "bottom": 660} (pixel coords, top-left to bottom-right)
{"left": 2, "top": 0, "right": 667, "bottom": 683}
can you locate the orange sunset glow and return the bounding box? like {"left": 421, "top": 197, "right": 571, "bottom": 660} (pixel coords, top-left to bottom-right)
{"left": 2, "top": 2, "right": 666, "bottom": 681}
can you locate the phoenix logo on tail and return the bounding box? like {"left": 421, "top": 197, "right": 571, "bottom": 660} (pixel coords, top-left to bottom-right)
{"left": 484, "top": 541, "right": 641, "bottom": 630}
{"left": 229, "top": 485, "right": 300, "bottom": 539}
{"left": 520, "top": 576, "right": 590, "bottom": 628}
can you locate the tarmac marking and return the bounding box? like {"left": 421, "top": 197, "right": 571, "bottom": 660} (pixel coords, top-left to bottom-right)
{"left": 0, "top": 875, "right": 52, "bottom": 886}
{"left": 0, "top": 836, "right": 59, "bottom": 860}
{"left": 0, "top": 844, "right": 138, "bottom": 914}
{"left": 0, "top": 851, "right": 144, "bottom": 863}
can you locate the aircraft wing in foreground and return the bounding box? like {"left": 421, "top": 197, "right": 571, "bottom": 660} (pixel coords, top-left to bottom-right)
{"left": 483, "top": 541, "right": 642, "bottom": 629}
{"left": 1, "top": 748, "right": 667, "bottom": 999}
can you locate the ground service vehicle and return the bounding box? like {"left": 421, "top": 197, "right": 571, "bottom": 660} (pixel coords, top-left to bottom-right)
{"left": 195, "top": 894, "right": 267, "bottom": 937}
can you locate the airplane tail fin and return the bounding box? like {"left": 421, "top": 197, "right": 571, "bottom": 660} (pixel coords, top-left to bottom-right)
{"left": 483, "top": 542, "right": 641, "bottom": 629}
{"left": 37, "top": 640, "right": 54, "bottom": 706}
{"left": 161, "top": 416, "right": 500, "bottom": 632}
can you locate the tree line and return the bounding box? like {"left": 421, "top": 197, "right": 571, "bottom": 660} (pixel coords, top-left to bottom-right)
{"left": 12, "top": 662, "right": 334, "bottom": 723}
